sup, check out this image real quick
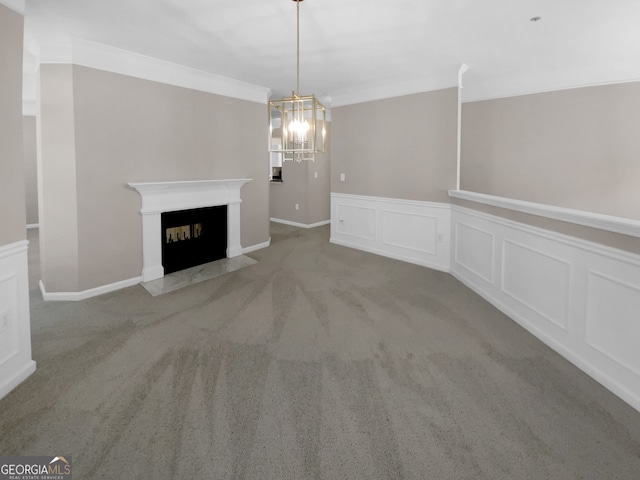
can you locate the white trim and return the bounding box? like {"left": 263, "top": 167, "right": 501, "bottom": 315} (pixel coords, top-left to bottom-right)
{"left": 243, "top": 238, "right": 271, "bottom": 254}
{"left": 451, "top": 205, "right": 640, "bottom": 413}
{"left": 452, "top": 266, "right": 640, "bottom": 414}
{"left": 456, "top": 64, "right": 468, "bottom": 190}
{"left": 26, "top": 223, "right": 39, "bottom": 230}
{"left": 0, "top": 360, "right": 35, "bottom": 400}
{"left": 39, "top": 276, "right": 142, "bottom": 302}
{"left": 0, "top": 0, "right": 25, "bottom": 15}
{"left": 452, "top": 204, "right": 640, "bottom": 263}
{"left": 129, "top": 179, "right": 252, "bottom": 282}
{"left": 332, "top": 193, "right": 451, "bottom": 211}
{"left": 449, "top": 190, "right": 640, "bottom": 238}
{"left": 37, "top": 38, "right": 270, "bottom": 104}
{"left": 0, "top": 240, "right": 34, "bottom": 400}
{"left": 329, "top": 77, "right": 457, "bottom": 107}
{"left": 463, "top": 76, "right": 640, "bottom": 104}
{"left": 0, "top": 240, "right": 28, "bottom": 261}
{"left": 330, "top": 193, "right": 451, "bottom": 272}
{"left": 270, "top": 218, "right": 331, "bottom": 229}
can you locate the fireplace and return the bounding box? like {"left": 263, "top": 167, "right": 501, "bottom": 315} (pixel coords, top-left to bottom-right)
{"left": 128, "top": 179, "right": 252, "bottom": 282}
{"left": 162, "top": 205, "right": 227, "bottom": 274}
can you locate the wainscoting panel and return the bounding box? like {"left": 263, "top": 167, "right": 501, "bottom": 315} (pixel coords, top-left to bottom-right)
{"left": 585, "top": 270, "right": 640, "bottom": 378}
{"left": 330, "top": 193, "right": 450, "bottom": 271}
{"left": 0, "top": 241, "right": 36, "bottom": 400}
{"left": 0, "top": 273, "right": 19, "bottom": 366}
{"left": 454, "top": 221, "right": 495, "bottom": 284}
{"left": 382, "top": 210, "right": 438, "bottom": 254}
{"left": 501, "top": 239, "right": 570, "bottom": 331}
{"left": 451, "top": 205, "right": 640, "bottom": 413}
{"left": 334, "top": 204, "right": 377, "bottom": 241}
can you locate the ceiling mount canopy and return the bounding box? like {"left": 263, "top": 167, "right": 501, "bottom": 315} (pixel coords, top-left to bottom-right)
{"left": 268, "top": 0, "right": 327, "bottom": 163}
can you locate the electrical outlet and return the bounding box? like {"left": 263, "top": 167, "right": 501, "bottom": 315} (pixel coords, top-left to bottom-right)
{"left": 295, "top": 203, "right": 299, "bottom": 210}
{"left": 340, "top": 173, "right": 346, "bottom": 182}
{"left": 314, "top": 171, "right": 318, "bottom": 178}
{"left": 0, "top": 310, "right": 10, "bottom": 332}
{"left": 437, "top": 233, "right": 444, "bottom": 243}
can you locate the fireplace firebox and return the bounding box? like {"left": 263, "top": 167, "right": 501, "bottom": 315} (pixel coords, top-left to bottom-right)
{"left": 161, "top": 206, "right": 227, "bottom": 274}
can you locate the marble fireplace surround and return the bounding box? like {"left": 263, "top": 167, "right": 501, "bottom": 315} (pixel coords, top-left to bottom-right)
{"left": 129, "top": 179, "right": 252, "bottom": 282}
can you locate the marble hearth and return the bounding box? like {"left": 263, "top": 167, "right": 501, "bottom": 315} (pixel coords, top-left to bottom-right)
{"left": 129, "top": 179, "right": 252, "bottom": 282}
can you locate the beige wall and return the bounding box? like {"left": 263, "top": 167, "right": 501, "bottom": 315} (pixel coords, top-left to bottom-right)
{"left": 0, "top": 5, "right": 26, "bottom": 246}
{"left": 37, "top": 64, "right": 79, "bottom": 292}
{"left": 307, "top": 146, "right": 331, "bottom": 225}
{"left": 23, "top": 116, "right": 38, "bottom": 225}
{"left": 461, "top": 82, "right": 640, "bottom": 221}
{"left": 331, "top": 88, "right": 458, "bottom": 202}
{"left": 452, "top": 198, "right": 640, "bottom": 256}
{"left": 269, "top": 131, "right": 330, "bottom": 226}
{"left": 39, "top": 64, "right": 269, "bottom": 292}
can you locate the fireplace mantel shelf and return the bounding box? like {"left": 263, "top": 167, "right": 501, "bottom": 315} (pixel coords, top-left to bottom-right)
{"left": 129, "top": 178, "right": 252, "bottom": 191}
{"left": 129, "top": 178, "right": 252, "bottom": 281}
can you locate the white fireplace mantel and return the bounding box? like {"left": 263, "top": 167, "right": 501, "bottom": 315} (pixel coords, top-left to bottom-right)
{"left": 129, "top": 179, "right": 252, "bottom": 282}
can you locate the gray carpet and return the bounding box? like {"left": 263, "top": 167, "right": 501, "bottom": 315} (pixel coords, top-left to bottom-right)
{"left": 2, "top": 223, "right": 640, "bottom": 479}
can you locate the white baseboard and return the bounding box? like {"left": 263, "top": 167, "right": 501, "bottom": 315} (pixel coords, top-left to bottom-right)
{"left": 243, "top": 238, "right": 271, "bottom": 254}
{"left": 451, "top": 204, "right": 640, "bottom": 413}
{"left": 40, "top": 276, "right": 143, "bottom": 302}
{"left": 0, "top": 360, "right": 36, "bottom": 400}
{"left": 270, "top": 218, "right": 331, "bottom": 229}
{"left": 330, "top": 193, "right": 451, "bottom": 271}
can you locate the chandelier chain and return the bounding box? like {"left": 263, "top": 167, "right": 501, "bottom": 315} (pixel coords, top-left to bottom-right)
{"left": 296, "top": 0, "right": 300, "bottom": 96}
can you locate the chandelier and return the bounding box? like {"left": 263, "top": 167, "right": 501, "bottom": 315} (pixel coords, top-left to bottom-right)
{"left": 268, "top": 0, "right": 326, "bottom": 162}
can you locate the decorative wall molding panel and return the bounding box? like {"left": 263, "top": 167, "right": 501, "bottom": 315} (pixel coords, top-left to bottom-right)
{"left": 330, "top": 193, "right": 451, "bottom": 272}
{"left": 449, "top": 189, "right": 640, "bottom": 238}
{"left": 36, "top": 38, "right": 270, "bottom": 104}
{"left": 129, "top": 179, "right": 252, "bottom": 282}
{"left": 451, "top": 205, "right": 640, "bottom": 413}
{"left": 0, "top": 240, "right": 36, "bottom": 400}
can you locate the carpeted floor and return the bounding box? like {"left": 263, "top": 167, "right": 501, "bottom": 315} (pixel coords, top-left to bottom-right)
{"left": 2, "top": 223, "right": 640, "bottom": 479}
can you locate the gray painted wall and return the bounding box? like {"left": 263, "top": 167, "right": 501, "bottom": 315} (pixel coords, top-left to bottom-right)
{"left": 0, "top": 5, "right": 26, "bottom": 247}
{"left": 38, "top": 64, "right": 269, "bottom": 293}
{"left": 461, "top": 82, "right": 640, "bottom": 221}
{"left": 269, "top": 143, "right": 330, "bottom": 226}
{"left": 23, "top": 116, "right": 38, "bottom": 225}
{"left": 37, "top": 64, "right": 80, "bottom": 292}
{"left": 331, "top": 88, "right": 458, "bottom": 202}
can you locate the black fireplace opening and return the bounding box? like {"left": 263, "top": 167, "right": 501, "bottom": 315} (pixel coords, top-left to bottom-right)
{"left": 161, "top": 205, "right": 227, "bottom": 275}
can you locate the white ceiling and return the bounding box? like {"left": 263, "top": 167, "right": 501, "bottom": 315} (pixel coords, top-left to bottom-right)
{"left": 22, "top": 0, "right": 640, "bottom": 104}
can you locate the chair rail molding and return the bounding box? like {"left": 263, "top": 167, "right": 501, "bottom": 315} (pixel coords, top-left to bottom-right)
{"left": 449, "top": 190, "right": 640, "bottom": 238}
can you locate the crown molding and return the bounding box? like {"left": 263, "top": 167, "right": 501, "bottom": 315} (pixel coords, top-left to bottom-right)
{"left": 462, "top": 66, "right": 640, "bottom": 103}
{"left": 37, "top": 38, "right": 271, "bottom": 104}
{"left": 0, "top": 0, "right": 25, "bottom": 15}
{"left": 329, "top": 76, "right": 458, "bottom": 108}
